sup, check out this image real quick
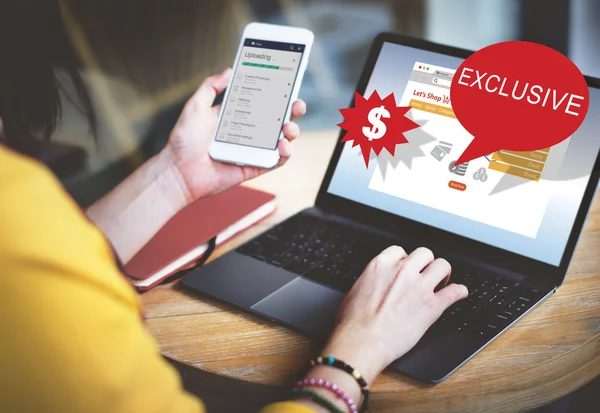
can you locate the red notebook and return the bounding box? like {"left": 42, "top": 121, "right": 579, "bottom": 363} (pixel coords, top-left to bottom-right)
{"left": 124, "top": 185, "right": 276, "bottom": 291}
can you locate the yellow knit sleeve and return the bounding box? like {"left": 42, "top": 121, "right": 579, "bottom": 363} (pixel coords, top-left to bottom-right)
{"left": 0, "top": 147, "right": 203, "bottom": 413}
{"left": 259, "top": 401, "right": 317, "bottom": 413}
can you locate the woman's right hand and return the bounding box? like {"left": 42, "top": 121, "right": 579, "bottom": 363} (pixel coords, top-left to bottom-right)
{"left": 322, "top": 245, "right": 469, "bottom": 385}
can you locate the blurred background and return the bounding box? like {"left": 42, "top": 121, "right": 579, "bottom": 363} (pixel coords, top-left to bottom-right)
{"left": 46, "top": 0, "right": 599, "bottom": 208}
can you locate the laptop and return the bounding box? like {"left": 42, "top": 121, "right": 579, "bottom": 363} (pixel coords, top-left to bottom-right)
{"left": 182, "top": 33, "right": 600, "bottom": 383}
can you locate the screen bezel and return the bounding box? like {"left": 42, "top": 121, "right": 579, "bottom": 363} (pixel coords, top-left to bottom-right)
{"left": 315, "top": 33, "right": 600, "bottom": 286}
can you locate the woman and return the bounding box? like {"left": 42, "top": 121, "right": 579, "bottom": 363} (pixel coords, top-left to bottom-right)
{"left": 0, "top": 2, "right": 468, "bottom": 412}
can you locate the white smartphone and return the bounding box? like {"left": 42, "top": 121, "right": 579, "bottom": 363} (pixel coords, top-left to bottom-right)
{"left": 208, "top": 22, "right": 314, "bottom": 169}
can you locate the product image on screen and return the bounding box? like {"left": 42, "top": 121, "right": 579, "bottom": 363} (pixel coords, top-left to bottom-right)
{"left": 215, "top": 38, "right": 305, "bottom": 150}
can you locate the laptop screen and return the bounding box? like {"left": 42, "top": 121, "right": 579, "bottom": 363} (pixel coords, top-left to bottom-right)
{"left": 327, "top": 41, "right": 600, "bottom": 266}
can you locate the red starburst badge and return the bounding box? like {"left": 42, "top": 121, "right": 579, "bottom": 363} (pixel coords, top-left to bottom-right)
{"left": 337, "top": 91, "right": 419, "bottom": 167}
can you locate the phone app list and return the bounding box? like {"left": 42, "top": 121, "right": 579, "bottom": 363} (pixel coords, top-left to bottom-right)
{"left": 217, "top": 46, "right": 303, "bottom": 149}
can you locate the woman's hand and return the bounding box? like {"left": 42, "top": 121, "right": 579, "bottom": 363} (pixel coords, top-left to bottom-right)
{"left": 295, "top": 246, "right": 468, "bottom": 413}
{"left": 163, "top": 68, "right": 307, "bottom": 202}
{"left": 86, "top": 70, "right": 304, "bottom": 263}
{"left": 321, "top": 246, "right": 468, "bottom": 385}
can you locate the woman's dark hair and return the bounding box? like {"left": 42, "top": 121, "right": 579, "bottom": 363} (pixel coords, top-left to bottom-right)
{"left": 0, "top": 0, "right": 96, "bottom": 154}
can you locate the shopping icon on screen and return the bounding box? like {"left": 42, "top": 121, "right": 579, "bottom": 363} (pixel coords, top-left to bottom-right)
{"left": 473, "top": 167, "right": 489, "bottom": 182}
{"left": 430, "top": 141, "right": 453, "bottom": 161}
{"left": 449, "top": 160, "right": 469, "bottom": 176}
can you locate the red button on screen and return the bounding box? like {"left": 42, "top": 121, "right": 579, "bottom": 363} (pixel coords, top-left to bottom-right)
{"left": 448, "top": 181, "right": 467, "bottom": 191}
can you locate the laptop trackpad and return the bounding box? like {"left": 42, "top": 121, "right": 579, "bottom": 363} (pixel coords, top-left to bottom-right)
{"left": 251, "top": 277, "right": 344, "bottom": 340}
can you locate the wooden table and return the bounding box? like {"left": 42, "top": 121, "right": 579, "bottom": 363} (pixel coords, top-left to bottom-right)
{"left": 142, "top": 131, "right": 600, "bottom": 413}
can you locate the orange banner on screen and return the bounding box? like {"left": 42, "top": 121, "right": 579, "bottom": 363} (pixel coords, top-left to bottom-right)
{"left": 488, "top": 161, "right": 542, "bottom": 182}
{"left": 408, "top": 99, "right": 456, "bottom": 119}
{"left": 492, "top": 151, "right": 545, "bottom": 172}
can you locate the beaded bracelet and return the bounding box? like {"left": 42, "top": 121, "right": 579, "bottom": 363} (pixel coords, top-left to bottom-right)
{"left": 295, "top": 378, "right": 358, "bottom": 413}
{"left": 312, "top": 356, "right": 369, "bottom": 388}
{"left": 302, "top": 356, "right": 370, "bottom": 413}
{"left": 292, "top": 387, "right": 345, "bottom": 413}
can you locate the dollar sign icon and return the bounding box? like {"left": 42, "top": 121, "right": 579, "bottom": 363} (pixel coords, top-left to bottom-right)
{"left": 362, "top": 105, "right": 390, "bottom": 141}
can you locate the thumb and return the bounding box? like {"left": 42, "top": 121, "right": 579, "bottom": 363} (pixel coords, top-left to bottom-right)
{"left": 194, "top": 68, "right": 232, "bottom": 108}
{"left": 435, "top": 283, "right": 468, "bottom": 313}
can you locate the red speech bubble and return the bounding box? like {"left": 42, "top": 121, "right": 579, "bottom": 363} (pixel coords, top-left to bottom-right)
{"left": 451, "top": 41, "right": 589, "bottom": 165}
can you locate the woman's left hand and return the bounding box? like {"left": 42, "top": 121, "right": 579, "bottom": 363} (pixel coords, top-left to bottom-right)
{"left": 163, "top": 68, "right": 306, "bottom": 202}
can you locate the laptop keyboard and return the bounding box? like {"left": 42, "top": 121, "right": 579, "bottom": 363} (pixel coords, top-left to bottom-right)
{"left": 237, "top": 214, "right": 547, "bottom": 340}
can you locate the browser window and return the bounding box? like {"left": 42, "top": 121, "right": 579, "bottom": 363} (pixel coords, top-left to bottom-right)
{"left": 367, "top": 61, "right": 571, "bottom": 239}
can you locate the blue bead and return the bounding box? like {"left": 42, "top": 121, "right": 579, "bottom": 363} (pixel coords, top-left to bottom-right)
{"left": 328, "top": 356, "right": 334, "bottom": 365}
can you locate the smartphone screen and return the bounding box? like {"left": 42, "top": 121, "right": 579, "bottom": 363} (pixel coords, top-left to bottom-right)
{"left": 215, "top": 38, "right": 306, "bottom": 150}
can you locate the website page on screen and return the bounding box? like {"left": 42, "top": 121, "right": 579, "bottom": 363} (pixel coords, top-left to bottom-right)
{"left": 215, "top": 38, "right": 304, "bottom": 150}
{"left": 368, "top": 61, "right": 570, "bottom": 239}
{"left": 327, "top": 42, "right": 600, "bottom": 265}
